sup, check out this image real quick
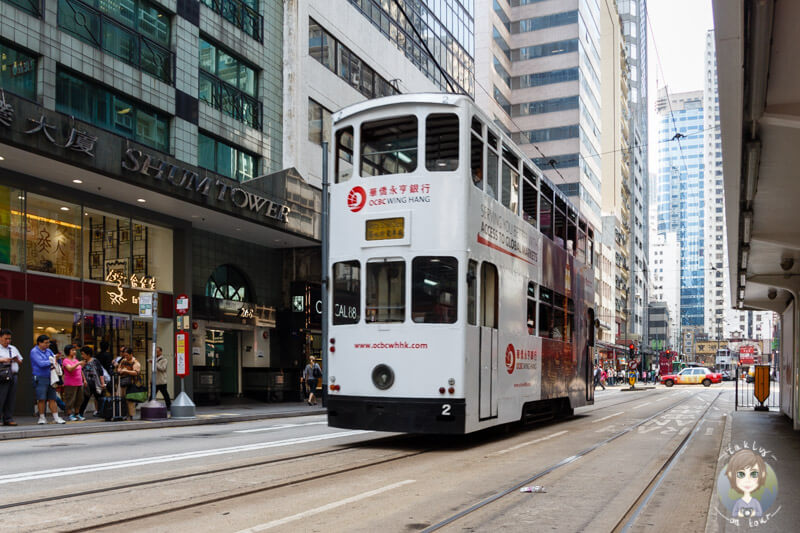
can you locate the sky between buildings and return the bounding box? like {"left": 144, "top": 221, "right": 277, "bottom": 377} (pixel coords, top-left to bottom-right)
{"left": 647, "top": 0, "right": 714, "bottom": 176}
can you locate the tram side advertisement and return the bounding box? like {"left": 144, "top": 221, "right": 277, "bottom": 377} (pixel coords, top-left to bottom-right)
{"left": 475, "top": 202, "right": 542, "bottom": 279}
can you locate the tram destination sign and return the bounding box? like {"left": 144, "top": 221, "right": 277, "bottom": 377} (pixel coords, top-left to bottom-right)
{"left": 365, "top": 217, "right": 405, "bottom": 241}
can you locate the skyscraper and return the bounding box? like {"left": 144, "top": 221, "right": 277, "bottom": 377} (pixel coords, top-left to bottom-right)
{"left": 655, "top": 88, "right": 705, "bottom": 330}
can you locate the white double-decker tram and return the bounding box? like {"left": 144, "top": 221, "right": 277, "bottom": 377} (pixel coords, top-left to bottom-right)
{"left": 326, "top": 94, "right": 596, "bottom": 434}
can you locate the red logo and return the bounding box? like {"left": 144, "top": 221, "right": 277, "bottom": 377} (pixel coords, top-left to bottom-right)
{"left": 347, "top": 186, "right": 367, "bottom": 212}
{"left": 505, "top": 343, "right": 516, "bottom": 374}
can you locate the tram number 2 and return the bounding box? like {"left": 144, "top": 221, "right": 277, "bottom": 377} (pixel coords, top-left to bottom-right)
{"left": 441, "top": 404, "right": 452, "bottom": 416}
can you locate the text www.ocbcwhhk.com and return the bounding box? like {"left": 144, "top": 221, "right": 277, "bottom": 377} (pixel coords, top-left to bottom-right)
{"left": 354, "top": 342, "right": 429, "bottom": 349}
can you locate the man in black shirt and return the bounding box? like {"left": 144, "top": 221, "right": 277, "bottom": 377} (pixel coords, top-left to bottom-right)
{"left": 96, "top": 341, "right": 113, "bottom": 375}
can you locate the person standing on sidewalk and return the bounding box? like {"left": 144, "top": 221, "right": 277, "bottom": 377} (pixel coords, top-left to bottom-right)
{"left": 0, "top": 328, "right": 23, "bottom": 426}
{"left": 303, "top": 356, "right": 322, "bottom": 406}
{"left": 30, "top": 335, "right": 65, "bottom": 424}
{"left": 149, "top": 346, "right": 171, "bottom": 410}
{"left": 117, "top": 348, "right": 140, "bottom": 421}
{"left": 61, "top": 345, "right": 84, "bottom": 421}
{"left": 78, "top": 346, "right": 105, "bottom": 418}
{"left": 96, "top": 341, "right": 113, "bottom": 377}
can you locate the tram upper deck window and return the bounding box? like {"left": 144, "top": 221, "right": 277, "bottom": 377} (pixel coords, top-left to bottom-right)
{"left": 587, "top": 228, "right": 595, "bottom": 265}
{"left": 412, "top": 257, "right": 458, "bottom": 323}
{"left": 426, "top": 114, "right": 459, "bottom": 171}
{"left": 501, "top": 145, "right": 519, "bottom": 213}
{"left": 361, "top": 116, "right": 418, "bottom": 176}
{"left": 467, "top": 260, "right": 477, "bottom": 325}
{"left": 577, "top": 219, "right": 587, "bottom": 263}
{"left": 527, "top": 282, "right": 536, "bottom": 335}
{"left": 540, "top": 184, "right": 554, "bottom": 240}
{"left": 335, "top": 127, "right": 354, "bottom": 183}
{"left": 332, "top": 261, "right": 360, "bottom": 325}
{"left": 486, "top": 131, "right": 499, "bottom": 200}
{"left": 553, "top": 196, "right": 567, "bottom": 249}
{"left": 471, "top": 118, "right": 484, "bottom": 190}
{"left": 522, "top": 167, "right": 537, "bottom": 227}
{"left": 366, "top": 260, "right": 405, "bottom": 322}
{"left": 566, "top": 209, "right": 577, "bottom": 255}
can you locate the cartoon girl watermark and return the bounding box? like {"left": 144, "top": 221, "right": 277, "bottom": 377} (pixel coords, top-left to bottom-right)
{"left": 716, "top": 443, "right": 780, "bottom": 527}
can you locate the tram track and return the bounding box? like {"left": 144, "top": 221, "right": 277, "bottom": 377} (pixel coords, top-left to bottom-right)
{"left": 420, "top": 390, "right": 715, "bottom": 532}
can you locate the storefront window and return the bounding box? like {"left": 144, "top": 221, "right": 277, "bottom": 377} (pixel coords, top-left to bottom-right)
{"left": 25, "top": 194, "right": 81, "bottom": 278}
{"left": 33, "top": 308, "right": 81, "bottom": 351}
{"left": 0, "top": 185, "right": 24, "bottom": 270}
{"left": 136, "top": 220, "right": 173, "bottom": 293}
{"left": 84, "top": 208, "right": 131, "bottom": 282}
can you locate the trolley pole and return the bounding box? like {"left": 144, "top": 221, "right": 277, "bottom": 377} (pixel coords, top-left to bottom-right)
{"left": 321, "top": 141, "right": 330, "bottom": 406}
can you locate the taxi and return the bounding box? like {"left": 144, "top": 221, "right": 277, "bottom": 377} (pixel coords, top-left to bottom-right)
{"left": 660, "top": 367, "right": 723, "bottom": 387}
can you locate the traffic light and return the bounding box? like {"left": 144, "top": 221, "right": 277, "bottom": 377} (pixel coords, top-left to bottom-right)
{"left": 629, "top": 343, "right": 635, "bottom": 357}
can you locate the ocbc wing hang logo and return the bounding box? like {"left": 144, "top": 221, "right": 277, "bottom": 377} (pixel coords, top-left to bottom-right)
{"left": 505, "top": 343, "right": 516, "bottom": 374}
{"left": 347, "top": 186, "right": 367, "bottom": 213}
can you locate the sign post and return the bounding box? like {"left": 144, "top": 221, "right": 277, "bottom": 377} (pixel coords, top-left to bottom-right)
{"left": 139, "top": 293, "right": 168, "bottom": 420}
{"left": 171, "top": 294, "right": 196, "bottom": 419}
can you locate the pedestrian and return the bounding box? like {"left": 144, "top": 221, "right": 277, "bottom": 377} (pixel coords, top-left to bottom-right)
{"left": 116, "top": 347, "right": 140, "bottom": 421}
{"left": 61, "top": 345, "right": 84, "bottom": 421}
{"left": 78, "top": 346, "right": 105, "bottom": 418}
{"left": 0, "top": 328, "right": 23, "bottom": 426}
{"left": 148, "top": 346, "right": 171, "bottom": 410}
{"left": 96, "top": 341, "right": 113, "bottom": 376}
{"left": 600, "top": 367, "right": 607, "bottom": 389}
{"left": 30, "top": 335, "right": 65, "bottom": 424}
{"left": 303, "top": 355, "right": 322, "bottom": 406}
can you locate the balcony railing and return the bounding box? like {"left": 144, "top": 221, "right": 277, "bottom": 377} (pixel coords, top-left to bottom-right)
{"left": 199, "top": 70, "right": 262, "bottom": 130}
{"left": 201, "top": 0, "right": 264, "bottom": 42}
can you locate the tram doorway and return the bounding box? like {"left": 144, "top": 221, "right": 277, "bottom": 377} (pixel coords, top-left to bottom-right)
{"left": 479, "top": 262, "right": 499, "bottom": 419}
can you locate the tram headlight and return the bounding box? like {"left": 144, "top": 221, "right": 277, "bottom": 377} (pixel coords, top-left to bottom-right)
{"left": 371, "top": 364, "right": 395, "bottom": 390}
{"left": 448, "top": 378, "right": 455, "bottom": 386}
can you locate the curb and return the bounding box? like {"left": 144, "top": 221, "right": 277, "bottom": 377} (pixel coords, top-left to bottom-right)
{"left": 0, "top": 407, "right": 326, "bottom": 441}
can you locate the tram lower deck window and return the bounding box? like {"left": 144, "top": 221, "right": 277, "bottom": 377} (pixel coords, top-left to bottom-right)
{"left": 332, "top": 260, "right": 360, "bottom": 324}
{"left": 412, "top": 257, "right": 458, "bottom": 323}
{"left": 366, "top": 260, "right": 405, "bottom": 322}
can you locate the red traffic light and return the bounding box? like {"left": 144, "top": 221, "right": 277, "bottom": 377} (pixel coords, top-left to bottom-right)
{"left": 629, "top": 344, "right": 635, "bottom": 350}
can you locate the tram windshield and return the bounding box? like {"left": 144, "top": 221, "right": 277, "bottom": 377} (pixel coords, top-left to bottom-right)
{"left": 361, "top": 116, "right": 418, "bottom": 176}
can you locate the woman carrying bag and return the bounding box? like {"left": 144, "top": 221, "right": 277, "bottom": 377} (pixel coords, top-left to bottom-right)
{"left": 116, "top": 348, "right": 141, "bottom": 421}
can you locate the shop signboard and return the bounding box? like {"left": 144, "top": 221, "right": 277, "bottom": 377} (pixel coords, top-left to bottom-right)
{"left": 175, "top": 331, "right": 189, "bottom": 377}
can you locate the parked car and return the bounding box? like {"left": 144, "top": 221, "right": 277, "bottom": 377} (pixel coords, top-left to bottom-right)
{"left": 661, "top": 367, "right": 723, "bottom": 387}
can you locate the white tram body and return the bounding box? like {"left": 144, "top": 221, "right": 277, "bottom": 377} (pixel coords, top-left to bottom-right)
{"left": 326, "top": 94, "right": 596, "bottom": 434}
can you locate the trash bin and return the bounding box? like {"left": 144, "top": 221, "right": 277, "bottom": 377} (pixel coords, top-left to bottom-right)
{"left": 193, "top": 370, "right": 220, "bottom": 405}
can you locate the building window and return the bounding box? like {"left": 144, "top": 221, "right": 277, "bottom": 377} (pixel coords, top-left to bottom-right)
{"left": 57, "top": 0, "right": 173, "bottom": 83}
{"left": 308, "top": 19, "right": 399, "bottom": 99}
{"left": 56, "top": 69, "right": 169, "bottom": 152}
{"left": 198, "top": 133, "right": 257, "bottom": 182}
{"left": 308, "top": 99, "right": 332, "bottom": 146}
{"left": 2, "top": 0, "right": 42, "bottom": 17}
{"left": 493, "top": 86, "right": 511, "bottom": 116}
{"left": 517, "top": 125, "right": 580, "bottom": 144}
{"left": 0, "top": 41, "right": 37, "bottom": 100}
{"left": 513, "top": 39, "right": 579, "bottom": 61}
{"left": 513, "top": 68, "right": 579, "bottom": 89}
{"left": 513, "top": 11, "right": 578, "bottom": 34}
{"left": 199, "top": 0, "right": 262, "bottom": 42}
{"left": 206, "top": 264, "right": 251, "bottom": 302}
{"left": 493, "top": 57, "right": 511, "bottom": 88}
{"left": 513, "top": 96, "right": 579, "bottom": 117}
{"left": 198, "top": 38, "right": 261, "bottom": 129}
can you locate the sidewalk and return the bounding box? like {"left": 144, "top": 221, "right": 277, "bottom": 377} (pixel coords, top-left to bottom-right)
{"left": 706, "top": 410, "right": 800, "bottom": 532}
{"left": 0, "top": 398, "right": 326, "bottom": 441}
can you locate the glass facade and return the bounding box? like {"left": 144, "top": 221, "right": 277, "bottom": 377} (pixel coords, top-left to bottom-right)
{"left": 199, "top": 38, "right": 261, "bottom": 129}
{"left": 308, "top": 20, "right": 400, "bottom": 99}
{"left": 512, "top": 11, "right": 578, "bottom": 34}
{"left": 198, "top": 133, "right": 257, "bottom": 182}
{"left": 55, "top": 69, "right": 170, "bottom": 152}
{"left": 58, "top": 0, "right": 173, "bottom": 83}
{"left": 2, "top": 0, "right": 42, "bottom": 17}
{"left": 513, "top": 68, "right": 579, "bottom": 89}
{"left": 347, "top": 0, "right": 474, "bottom": 96}
{"left": 656, "top": 94, "right": 705, "bottom": 328}
{"left": 0, "top": 41, "right": 37, "bottom": 101}
{"left": 0, "top": 186, "right": 174, "bottom": 292}
{"left": 513, "top": 39, "right": 579, "bottom": 61}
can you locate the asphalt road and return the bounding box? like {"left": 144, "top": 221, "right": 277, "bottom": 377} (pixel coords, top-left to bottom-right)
{"left": 2, "top": 383, "right": 737, "bottom": 532}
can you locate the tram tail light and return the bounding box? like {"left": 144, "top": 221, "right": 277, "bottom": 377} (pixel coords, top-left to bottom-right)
{"left": 330, "top": 338, "right": 335, "bottom": 344}
{"left": 439, "top": 387, "right": 446, "bottom": 394}
{"left": 329, "top": 384, "right": 341, "bottom": 391}
{"left": 330, "top": 346, "right": 335, "bottom": 353}
{"left": 448, "top": 387, "right": 455, "bottom": 394}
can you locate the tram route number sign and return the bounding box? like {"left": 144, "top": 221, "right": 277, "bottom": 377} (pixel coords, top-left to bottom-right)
{"left": 365, "top": 217, "right": 404, "bottom": 241}
{"left": 175, "top": 331, "right": 189, "bottom": 378}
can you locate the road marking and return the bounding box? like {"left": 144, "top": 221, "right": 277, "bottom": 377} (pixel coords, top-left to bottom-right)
{"left": 592, "top": 412, "right": 623, "bottom": 423}
{"left": 236, "top": 480, "right": 416, "bottom": 532}
{"left": 632, "top": 401, "right": 652, "bottom": 410}
{"left": 235, "top": 421, "right": 327, "bottom": 433}
{"left": 0, "top": 430, "right": 371, "bottom": 485}
{"left": 705, "top": 427, "right": 714, "bottom": 436}
{"left": 489, "top": 430, "right": 568, "bottom": 456}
